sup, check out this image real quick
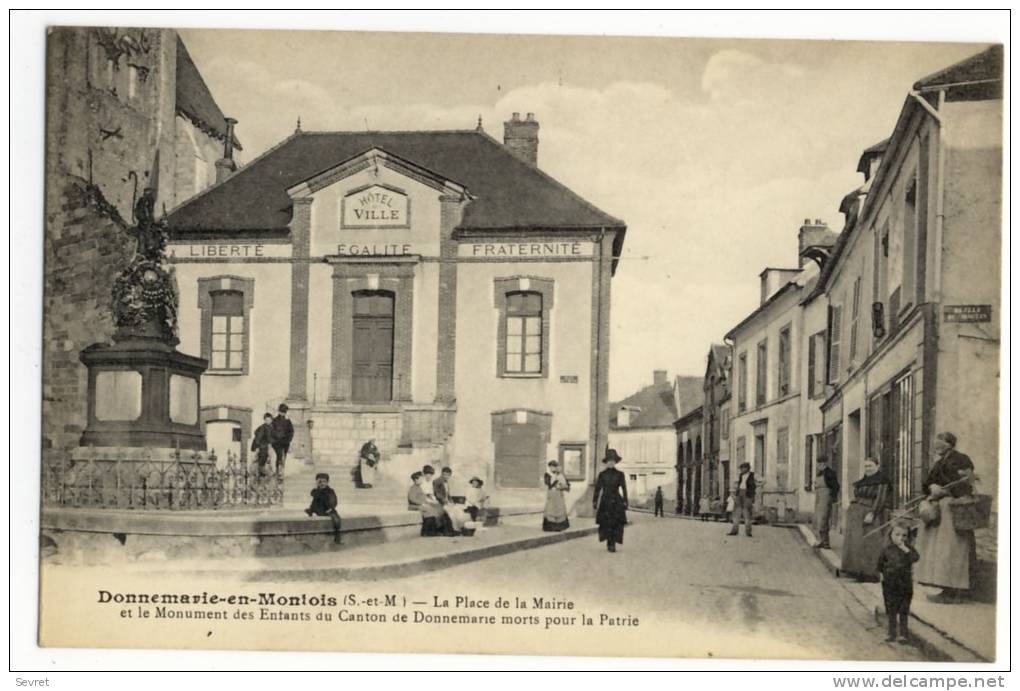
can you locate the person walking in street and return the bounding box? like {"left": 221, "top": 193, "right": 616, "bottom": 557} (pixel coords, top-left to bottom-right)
{"left": 653, "top": 486, "right": 664, "bottom": 517}
{"left": 592, "top": 449, "right": 628, "bottom": 553}
{"left": 542, "top": 461, "right": 571, "bottom": 532}
{"left": 727, "top": 462, "right": 756, "bottom": 537}
{"left": 878, "top": 520, "right": 919, "bottom": 643}
{"left": 250, "top": 413, "right": 274, "bottom": 477}
{"left": 358, "top": 438, "right": 380, "bottom": 488}
{"left": 841, "top": 456, "right": 892, "bottom": 581}
{"left": 270, "top": 403, "right": 294, "bottom": 479}
{"left": 915, "top": 432, "right": 978, "bottom": 603}
{"left": 813, "top": 455, "right": 840, "bottom": 549}
{"left": 305, "top": 472, "right": 342, "bottom": 545}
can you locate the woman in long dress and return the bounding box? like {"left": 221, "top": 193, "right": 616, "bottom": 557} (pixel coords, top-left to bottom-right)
{"left": 915, "top": 432, "right": 977, "bottom": 603}
{"left": 542, "top": 461, "right": 571, "bottom": 532}
{"left": 840, "top": 457, "right": 892, "bottom": 580}
{"left": 592, "top": 449, "right": 628, "bottom": 553}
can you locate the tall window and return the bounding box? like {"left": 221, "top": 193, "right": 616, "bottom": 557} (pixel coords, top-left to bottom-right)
{"left": 738, "top": 352, "right": 748, "bottom": 412}
{"left": 736, "top": 436, "right": 746, "bottom": 465}
{"left": 210, "top": 290, "right": 245, "bottom": 371}
{"left": 199, "top": 276, "right": 254, "bottom": 376}
{"left": 756, "top": 339, "right": 768, "bottom": 406}
{"left": 505, "top": 291, "right": 542, "bottom": 374}
{"left": 849, "top": 276, "right": 862, "bottom": 362}
{"left": 808, "top": 331, "right": 826, "bottom": 398}
{"left": 777, "top": 325, "right": 791, "bottom": 397}
{"left": 827, "top": 304, "right": 843, "bottom": 384}
{"left": 721, "top": 408, "right": 730, "bottom": 440}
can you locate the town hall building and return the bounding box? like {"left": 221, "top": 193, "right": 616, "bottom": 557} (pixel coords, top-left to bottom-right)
{"left": 165, "top": 114, "right": 626, "bottom": 503}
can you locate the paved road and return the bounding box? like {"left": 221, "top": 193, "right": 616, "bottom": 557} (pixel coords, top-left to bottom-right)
{"left": 371, "top": 513, "right": 927, "bottom": 662}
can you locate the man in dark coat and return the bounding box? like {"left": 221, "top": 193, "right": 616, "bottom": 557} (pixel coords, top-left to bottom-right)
{"left": 653, "top": 486, "right": 665, "bottom": 517}
{"left": 727, "top": 462, "right": 756, "bottom": 537}
{"left": 271, "top": 403, "right": 294, "bottom": 478}
{"left": 433, "top": 467, "right": 456, "bottom": 536}
{"left": 814, "top": 455, "right": 840, "bottom": 549}
{"left": 250, "top": 413, "right": 274, "bottom": 476}
{"left": 593, "top": 450, "right": 628, "bottom": 553}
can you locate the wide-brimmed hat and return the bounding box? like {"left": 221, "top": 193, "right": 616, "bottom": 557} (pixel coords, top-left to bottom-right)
{"left": 469, "top": 476, "right": 484, "bottom": 487}
{"left": 603, "top": 449, "right": 622, "bottom": 463}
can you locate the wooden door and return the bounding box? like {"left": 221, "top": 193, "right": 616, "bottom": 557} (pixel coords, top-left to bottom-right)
{"left": 351, "top": 291, "right": 394, "bottom": 403}
{"left": 495, "top": 423, "right": 544, "bottom": 488}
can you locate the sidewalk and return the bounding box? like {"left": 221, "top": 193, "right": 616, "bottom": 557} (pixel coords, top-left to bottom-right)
{"left": 794, "top": 524, "right": 996, "bottom": 662}
{"left": 124, "top": 520, "right": 599, "bottom": 582}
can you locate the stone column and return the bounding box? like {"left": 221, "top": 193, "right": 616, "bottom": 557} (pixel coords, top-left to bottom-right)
{"left": 288, "top": 197, "right": 312, "bottom": 401}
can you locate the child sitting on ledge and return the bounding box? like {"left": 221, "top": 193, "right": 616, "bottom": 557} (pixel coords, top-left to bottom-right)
{"left": 305, "top": 472, "right": 342, "bottom": 545}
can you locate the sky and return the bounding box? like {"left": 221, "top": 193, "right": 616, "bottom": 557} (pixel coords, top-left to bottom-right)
{"left": 179, "top": 27, "right": 988, "bottom": 400}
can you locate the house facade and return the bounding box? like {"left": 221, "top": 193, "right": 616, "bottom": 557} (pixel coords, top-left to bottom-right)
{"left": 702, "top": 344, "right": 732, "bottom": 504}
{"left": 164, "top": 115, "right": 626, "bottom": 504}
{"left": 813, "top": 46, "right": 1002, "bottom": 546}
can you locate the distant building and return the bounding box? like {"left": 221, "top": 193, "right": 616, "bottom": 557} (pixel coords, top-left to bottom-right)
{"left": 673, "top": 403, "right": 704, "bottom": 515}
{"left": 702, "top": 344, "right": 733, "bottom": 502}
{"left": 609, "top": 370, "right": 682, "bottom": 503}
{"left": 43, "top": 27, "right": 238, "bottom": 463}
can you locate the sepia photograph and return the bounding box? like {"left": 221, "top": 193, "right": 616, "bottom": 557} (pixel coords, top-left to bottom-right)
{"left": 12, "top": 9, "right": 1008, "bottom": 674}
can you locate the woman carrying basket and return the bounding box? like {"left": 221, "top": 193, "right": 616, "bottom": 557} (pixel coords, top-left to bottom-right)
{"left": 915, "top": 432, "right": 979, "bottom": 603}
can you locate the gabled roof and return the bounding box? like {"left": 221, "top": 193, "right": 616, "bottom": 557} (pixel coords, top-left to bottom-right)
{"left": 856, "top": 138, "right": 888, "bottom": 177}
{"left": 913, "top": 44, "right": 1003, "bottom": 101}
{"left": 707, "top": 343, "right": 730, "bottom": 378}
{"left": 175, "top": 36, "right": 241, "bottom": 150}
{"left": 610, "top": 378, "right": 683, "bottom": 429}
{"left": 165, "top": 130, "right": 625, "bottom": 237}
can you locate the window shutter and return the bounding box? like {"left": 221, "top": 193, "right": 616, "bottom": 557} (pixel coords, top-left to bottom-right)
{"left": 828, "top": 305, "right": 842, "bottom": 384}
{"left": 808, "top": 333, "right": 816, "bottom": 398}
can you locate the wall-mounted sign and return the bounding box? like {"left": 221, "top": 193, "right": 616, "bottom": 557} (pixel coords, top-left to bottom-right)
{"left": 169, "top": 243, "right": 291, "bottom": 260}
{"left": 944, "top": 305, "right": 992, "bottom": 323}
{"left": 341, "top": 184, "right": 409, "bottom": 229}
{"left": 458, "top": 241, "right": 594, "bottom": 259}
{"left": 336, "top": 243, "right": 414, "bottom": 256}
{"left": 560, "top": 375, "right": 579, "bottom": 384}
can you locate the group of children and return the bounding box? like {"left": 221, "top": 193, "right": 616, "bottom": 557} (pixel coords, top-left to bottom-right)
{"left": 301, "top": 464, "right": 491, "bottom": 544}
{"left": 407, "top": 465, "right": 489, "bottom": 537}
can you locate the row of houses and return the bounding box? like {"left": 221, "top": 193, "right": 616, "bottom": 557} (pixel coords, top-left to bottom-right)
{"left": 610, "top": 46, "right": 1002, "bottom": 557}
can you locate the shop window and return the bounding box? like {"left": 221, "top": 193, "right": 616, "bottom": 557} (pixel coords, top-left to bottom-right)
{"left": 494, "top": 277, "right": 554, "bottom": 378}
{"left": 198, "top": 276, "right": 255, "bottom": 375}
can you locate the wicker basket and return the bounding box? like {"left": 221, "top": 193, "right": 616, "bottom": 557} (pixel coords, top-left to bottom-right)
{"left": 948, "top": 494, "right": 992, "bottom": 531}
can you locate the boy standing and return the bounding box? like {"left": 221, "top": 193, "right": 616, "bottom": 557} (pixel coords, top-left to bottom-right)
{"left": 250, "top": 413, "right": 274, "bottom": 476}
{"left": 271, "top": 403, "right": 294, "bottom": 478}
{"left": 305, "top": 472, "right": 342, "bottom": 545}
{"left": 877, "top": 520, "right": 919, "bottom": 643}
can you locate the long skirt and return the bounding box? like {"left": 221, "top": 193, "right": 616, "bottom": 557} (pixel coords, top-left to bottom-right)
{"left": 447, "top": 504, "right": 468, "bottom": 533}
{"left": 915, "top": 504, "right": 975, "bottom": 590}
{"left": 841, "top": 502, "right": 888, "bottom": 578}
{"left": 596, "top": 500, "right": 626, "bottom": 544}
{"left": 813, "top": 486, "right": 833, "bottom": 538}
{"left": 359, "top": 459, "right": 377, "bottom": 486}
{"left": 543, "top": 488, "right": 570, "bottom": 531}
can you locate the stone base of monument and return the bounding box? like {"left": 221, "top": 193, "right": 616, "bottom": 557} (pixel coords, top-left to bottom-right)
{"left": 39, "top": 502, "right": 546, "bottom": 566}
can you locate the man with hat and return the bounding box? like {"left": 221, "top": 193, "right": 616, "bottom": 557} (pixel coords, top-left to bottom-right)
{"left": 271, "top": 403, "right": 294, "bottom": 478}
{"left": 727, "top": 461, "right": 756, "bottom": 537}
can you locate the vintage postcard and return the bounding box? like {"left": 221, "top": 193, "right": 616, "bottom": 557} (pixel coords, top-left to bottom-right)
{"left": 37, "top": 23, "right": 1003, "bottom": 663}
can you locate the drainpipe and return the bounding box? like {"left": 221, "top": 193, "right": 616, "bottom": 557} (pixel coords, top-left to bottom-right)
{"left": 909, "top": 89, "right": 945, "bottom": 301}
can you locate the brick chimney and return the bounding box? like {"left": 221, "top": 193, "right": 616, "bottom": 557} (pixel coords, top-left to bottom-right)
{"left": 503, "top": 112, "right": 539, "bottom": 166}
{"left": 215, "top": 117, "right": 238, "bottom": 184}
{"left": 653, "top": 370, "right": 668, "bottom": 387}
{"left": 798, "top": 218, "right": 838, "bottom": 268}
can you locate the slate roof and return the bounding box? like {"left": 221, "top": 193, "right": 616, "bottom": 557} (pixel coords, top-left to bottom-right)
{"left": 610, "top": 378, "right": 683, "bottom": 430}
{"left": 175, "top": 36, "right": 241, "bottom": 150}
{"left": 913, "top": 44, "right": 1003, "bottom": 100}
{"left": 165, "top": 130, "right": 625, "bottom": 236}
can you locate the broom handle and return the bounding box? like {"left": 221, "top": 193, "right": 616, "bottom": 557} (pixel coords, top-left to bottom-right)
{"left": 860, "top": 476, "right": 972, "bottom": 538}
